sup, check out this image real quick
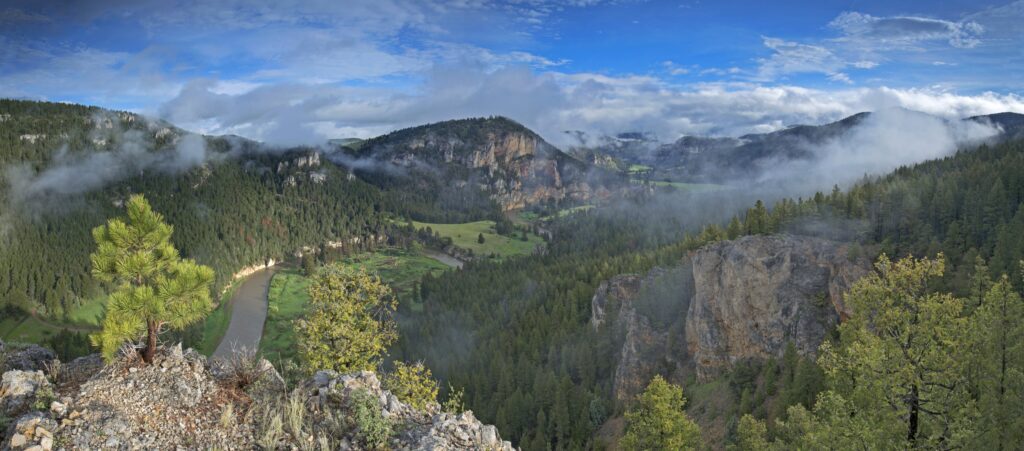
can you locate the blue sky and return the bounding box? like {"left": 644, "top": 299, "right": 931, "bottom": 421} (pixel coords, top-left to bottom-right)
{"left": 2, "top": 0, "right": 1024, "bottom": 145}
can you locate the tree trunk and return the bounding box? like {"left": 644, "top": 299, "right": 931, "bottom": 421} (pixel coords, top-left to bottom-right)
{"left": 907, "top": 384, "right": 919, "bottom": 445}
{"left": 143, "top": 319, "right": 157, "bottom": 364}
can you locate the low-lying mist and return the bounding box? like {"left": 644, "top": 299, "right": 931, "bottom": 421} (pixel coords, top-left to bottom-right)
{"left": 751, "top": 108, "right": 1001, "bottom": 192}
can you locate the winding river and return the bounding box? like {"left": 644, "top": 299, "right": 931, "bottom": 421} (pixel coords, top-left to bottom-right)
{"left": 211, "top": 249, "right": 460, "bottom": 360}
{"left": 211, "top": 267, "right": 275, "bottom": 360}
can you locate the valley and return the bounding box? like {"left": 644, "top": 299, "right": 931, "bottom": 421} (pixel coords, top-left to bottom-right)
{"left": 6, "top": 3, "right": 1024, "bottom": 450}
{"left": 3, "top": 99, "right": 1024, "bottom": 450}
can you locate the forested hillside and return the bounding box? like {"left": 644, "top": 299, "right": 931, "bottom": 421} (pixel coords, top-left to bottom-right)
{"left": 5, "top": 98, "right": 1024, "bottom": 450}
{"left": 0, "top": 100, "right": 399, "bottom": 320}
{"left": 395, "top": 136, "right": 1024, "bottom": 449}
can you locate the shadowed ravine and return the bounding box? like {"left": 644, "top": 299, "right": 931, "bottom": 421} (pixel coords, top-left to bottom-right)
{"left": 212, "top": 267, "right": 275, "bottom": 360}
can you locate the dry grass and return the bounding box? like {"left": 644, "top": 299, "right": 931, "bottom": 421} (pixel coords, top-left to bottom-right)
{"left": 218, "top": 349, "right": 268, "bottom": 391}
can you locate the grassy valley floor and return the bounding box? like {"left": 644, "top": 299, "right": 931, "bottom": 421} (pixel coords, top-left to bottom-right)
{"left": 259, "top": 246, "right": 454, "bottom": 364}
{"left": 411, "top": 220, "right": 544, "bottom": 258}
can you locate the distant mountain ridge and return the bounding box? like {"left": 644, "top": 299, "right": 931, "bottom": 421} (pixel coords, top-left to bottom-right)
{"left": 570, "top": 111, "right": 1024, "bottom": 183}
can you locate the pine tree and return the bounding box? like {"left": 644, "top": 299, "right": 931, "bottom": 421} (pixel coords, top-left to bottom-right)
{"left": 970, "top": 274, "right": 1024, "bottom": 449}
{"left": 727, "top": 216, "right": 743, "bottom": 239}
{"left": 90, "top": 194, "right": 214, "bottom": 363}
{"left": 621, "top": 375, "right": 702, "bottom": 451}
{"left": 817, "top": 254, "right": 971, "bottom": 447}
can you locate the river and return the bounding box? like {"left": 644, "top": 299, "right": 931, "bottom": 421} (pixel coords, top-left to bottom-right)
{"left": 211, "top": 267, "right": 275, "bottom": 360}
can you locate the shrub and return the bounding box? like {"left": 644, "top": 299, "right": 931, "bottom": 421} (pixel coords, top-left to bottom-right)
{"left": 219, "top": 350, "right": 267, "bottom": 391}
{"left": 296, "top": 266, "right": 397, "bottom": 374}
{"left": 383, "top": 361, "right": 439, "bottom": 411}
{"left": 32, "top": 384, "right": 56, "bottom": 411}
{"left": 442, "top": 383, "right": 466, "bottom": 414}
{"left": 347, "top": 388, "right": 392, "bottom": 450}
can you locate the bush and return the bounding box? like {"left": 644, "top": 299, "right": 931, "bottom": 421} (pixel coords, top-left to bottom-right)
{"left": 347, "top": 388, "right": 392, "bottom": 450}
{"left": 442, "top": 383, "right": 466, "bottom": 413}
{"left": 32, "top": 384, "right": 56, "bottom": 411}
{"left": 383, "top": 361, "right": 439, "bottom": 411}
{"left": 219, "top": 350, "right": 267, "bottom": 391}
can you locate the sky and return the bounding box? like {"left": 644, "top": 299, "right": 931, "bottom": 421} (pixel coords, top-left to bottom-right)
{"left": 3, "top": 0, "right": 1024, "bottom": 146}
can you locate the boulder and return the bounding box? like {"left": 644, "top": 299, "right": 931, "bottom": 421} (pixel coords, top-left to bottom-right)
{"left": 1, "top": 345, "right": 56, "bottom": 373}
{"left": 4, "top": 411, "right": 58, "bottom": 451}
{"left": 0, "top": 371, "right": 51, "bottom": 417}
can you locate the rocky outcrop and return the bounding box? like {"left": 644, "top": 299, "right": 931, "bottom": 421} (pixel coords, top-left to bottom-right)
{"left": 302, "top": 371, "right": 514, "bottom": 450}
{"left": 592, "top": 234, "right": 870, "bottom": 393}
{"left": 1, "top": 345, "right": 56, "bottom": 373}
{"left": 353, "top": 117, "right": 621, "bottom": 211}
{"left": 1, "top": 345, "right": 514, "bottom": 450}
{"left": 60, "top": 345, "right": 253, "bottom": 449}
{"left": 590, "top": 266, "right": 694, "bottom": 403}
{"left": 686, "top": 235, "right": 868, "bottom": 380}
{"left": 1, "top": 370, "right": 52, "bottom": 418}
{"left": 5, "top": 411, "right": 59, "bottom": 451}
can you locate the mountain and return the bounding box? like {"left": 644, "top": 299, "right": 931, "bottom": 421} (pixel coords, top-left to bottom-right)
{"left": 341, "top": 117, "right": 623, "bottom": 213}
{"left": 563, "top": 131, "right": 660, "bottom": 172}
{"left": 969, "top": 112, "right": 1024, "bottom": 140}
{"left": 0, "top": 101, "right": 622, "bottom": 345}
{"left": 576, "top": 111, "right": 1024, "bottom": 184}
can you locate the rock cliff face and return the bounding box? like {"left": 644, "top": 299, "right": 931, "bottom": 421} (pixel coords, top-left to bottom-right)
{"left": 590, "top": 266, "right": 694, "bottom": 403}
{"left": 0, "top": 343, "right": 513, "bottom": 450}
{"left": 348, "top": 117, "right": 621, "bottom": 211}
{"left": 592, "top": 234, "right": 869, "bottom": 396}
{"left": 686, "top": 235, "right": 868, "bottom": 380}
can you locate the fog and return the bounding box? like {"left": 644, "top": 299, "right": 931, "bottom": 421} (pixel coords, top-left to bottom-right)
{"left": 750, "top": 108, "right": 1002, "bottom": 193}
{"left": 2, "top": 112, "right": 211, "bottom": 214}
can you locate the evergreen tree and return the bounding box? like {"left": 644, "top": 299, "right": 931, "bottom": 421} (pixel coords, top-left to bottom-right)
{"left": 970, "top": 274, "right": 1024, "bottom": 449}
{"left": 301, "top": 252, "right": 316, "bottom": 276}
{"left": 478, "top": 233, "right": 486, "bottom": 244}
{"left": 817, "top": 254, "right": 971, "bottom": 447}
{"left": 621, "top": 375, "right": 702, "bottom": 451}
{"left": 727, "top": 216, "right": 743, "bottom": 239}
{"left": 90, "top": 194, "right": 214, "bottom": 363}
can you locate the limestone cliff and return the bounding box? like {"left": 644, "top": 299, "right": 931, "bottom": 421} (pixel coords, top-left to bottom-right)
{"left": 590, "top": 266, "right": 694, "bottom": 404}
{"left": 686, "top": 235, "right": 868, "bottom": 380}
{"left": 346, "top": 117, "right": 621, "bottom": 211}
{"left": 592, "top": 234, "right": 869, "bottom": 399}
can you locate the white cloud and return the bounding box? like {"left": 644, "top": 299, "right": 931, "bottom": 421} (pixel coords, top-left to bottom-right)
{"left": 0, "top": 40, "right": 181, "bottom": 106}
{"left": 756, "top": 37, "right": 854, "bottom": 83}
{"left": 830, "top": 11, "right": 984, "bottom": 49}
{"left": 158, "top": 65, "right": 1024, "bottom": 148}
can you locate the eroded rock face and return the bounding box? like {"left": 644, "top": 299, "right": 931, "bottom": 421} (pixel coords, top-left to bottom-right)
{"left": 592, "top": 234, "right": 869, "bottom": 392}
{"left": 685, "top": 235, "right": 868, "bottom": 380}
{"left": 354, "top": 117, "right": 618, "bottom": 211}
{"left": 591, "top": 266, "right": 694, "bottom": 403}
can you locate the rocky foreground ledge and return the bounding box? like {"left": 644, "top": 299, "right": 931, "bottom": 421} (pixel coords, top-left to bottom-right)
{"left": 0, "top": 341, "right": 514, "bottom": 450}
